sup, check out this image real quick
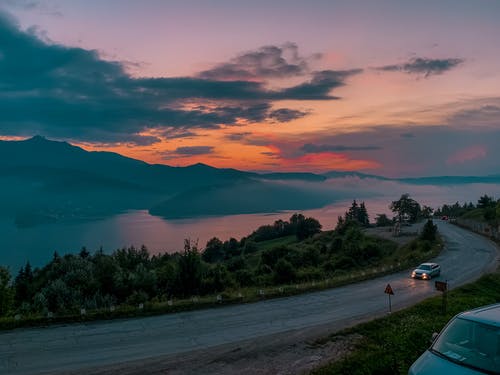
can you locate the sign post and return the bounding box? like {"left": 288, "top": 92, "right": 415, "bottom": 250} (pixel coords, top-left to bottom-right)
{"left": 435, "top": 280, "right": 448, "bottom": 314}
{"left": 384, "top": 283, "right": 394, "bottom": 313}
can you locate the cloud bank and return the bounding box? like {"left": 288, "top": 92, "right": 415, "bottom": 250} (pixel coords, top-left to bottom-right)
{"left": 376, "top": 57, "right": 464, "bottom": 77}
{"left": 0, "top": 12, "right": 358, "bottom": 145}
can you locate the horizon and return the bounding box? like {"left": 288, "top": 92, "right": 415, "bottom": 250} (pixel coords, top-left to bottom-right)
{"left": 1, "top": 1, "right": 500, "bottom": 176}
{"left": 4, "top": 135, "right": 500, "bottom": 179}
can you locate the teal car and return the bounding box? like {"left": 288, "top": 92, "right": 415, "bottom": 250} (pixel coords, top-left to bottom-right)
{"left": 409, "top": 303, "right": 500, "bottom": 374}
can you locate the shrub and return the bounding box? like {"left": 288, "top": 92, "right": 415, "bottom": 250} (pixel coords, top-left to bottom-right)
{"left": 420, "top": 219, "right": 437, "bottom": 242}
{"left": 274, "top": 259, "right": 296, "bottom": 284}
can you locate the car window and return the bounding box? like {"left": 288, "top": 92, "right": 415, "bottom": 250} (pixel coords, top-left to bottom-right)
{"left": 419, "top": 264, "right": 430, "bottom": 270}
{"left": 431, "top": 317, "right": 500, "bottom": 374}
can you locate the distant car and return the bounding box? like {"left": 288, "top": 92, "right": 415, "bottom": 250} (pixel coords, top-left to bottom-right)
{"left": 441, "top": 216, "right": 449, "bottom": 220}
{"left": 408, "top": 303, "right": 500, "bottom": 375}
{"left": 411, "top": 262, "right": 441, "bottom": 280}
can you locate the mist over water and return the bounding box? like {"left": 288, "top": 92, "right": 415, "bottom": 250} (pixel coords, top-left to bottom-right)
{"left": 1, "top": 178, "right": 499, "bottom": 271}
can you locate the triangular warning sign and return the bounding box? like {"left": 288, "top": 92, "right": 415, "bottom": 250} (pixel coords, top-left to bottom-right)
{"left": 384, "top": 283, "right": 394, "bottom": 295}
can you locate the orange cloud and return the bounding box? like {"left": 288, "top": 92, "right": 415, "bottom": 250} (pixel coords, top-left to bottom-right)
{"left": 272, "top": 150, "right": 381, "bottom": 172}
{"left": 446, "top": 145, "right": 487, "bottom": 165}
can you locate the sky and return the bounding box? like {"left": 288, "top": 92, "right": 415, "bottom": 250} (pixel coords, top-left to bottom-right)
{"left": 1, "top": 0, "right": 500, "bottom": 177}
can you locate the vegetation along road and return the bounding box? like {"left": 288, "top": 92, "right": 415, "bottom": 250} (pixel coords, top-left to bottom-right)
{"left": 1, "top": 221, "right": 498, "bottom": 375}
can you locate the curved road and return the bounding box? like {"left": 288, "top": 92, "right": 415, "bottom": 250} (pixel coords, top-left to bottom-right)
{"left": 1, "top": 222, "right": 498, "bottom": 374}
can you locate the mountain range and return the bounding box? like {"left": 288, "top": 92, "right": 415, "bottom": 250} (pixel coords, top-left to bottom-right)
{"left": 1, "top": 136, "right": 499, "bottom": 225}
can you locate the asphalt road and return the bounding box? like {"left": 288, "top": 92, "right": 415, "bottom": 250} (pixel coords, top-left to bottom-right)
{"left": 1, "top": 222, "right": 498, "bottom": 375}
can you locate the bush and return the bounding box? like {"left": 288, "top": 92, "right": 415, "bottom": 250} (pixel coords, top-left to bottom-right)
{"left": 274, "top": 259, "right": 296, "bottom": 284}
{"left": 420, "top": 219, "right": 437, "bottom": 242}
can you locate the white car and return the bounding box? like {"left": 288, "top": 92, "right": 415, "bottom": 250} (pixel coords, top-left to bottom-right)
{"left": 411, "top": 262, "right": 441, "bottom": 280}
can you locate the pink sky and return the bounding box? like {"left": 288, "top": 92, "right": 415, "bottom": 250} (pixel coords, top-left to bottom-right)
{"left": 2, "top": 0, "right": 500, "bottom": 177}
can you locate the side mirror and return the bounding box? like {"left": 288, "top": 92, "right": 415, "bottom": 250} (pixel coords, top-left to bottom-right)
{"left": 430, "top": 332, "right": 439, "bottom": 344}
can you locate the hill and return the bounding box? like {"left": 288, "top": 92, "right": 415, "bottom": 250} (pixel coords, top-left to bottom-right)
{"left": 1, "top": 136, "right": 499, "bottom": 225}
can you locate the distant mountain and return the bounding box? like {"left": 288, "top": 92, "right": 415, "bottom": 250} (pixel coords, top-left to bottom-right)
{"left": 397, "top": 175, "right": 500, "bottom": 185}
{"left": 0, "top": 137, "right": 335, "bottom": 224}
{"left": 149, "top": 180, "right": 333, "bottom": 219}
{"left": 322, "top": 170, "right": 391, "bottom": 180}
{"left": 259, "top": 172, "right": 327, "bottom": 182}
{"left": 1, "top": 136, "right": 499, "bottom": 225}
{"left": 323, "top": 170, "right": 500, "bottom": 185}
{"left": 0, "top": 136, "right": 251, "bottom": 195}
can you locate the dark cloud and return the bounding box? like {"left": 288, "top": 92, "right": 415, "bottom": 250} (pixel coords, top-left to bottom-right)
{"left": 174, "top": 146, "right": 215, "bottom": 155}
{"left": 300, "top": 143, "right": 381, "bottom": 153}
{"left": 376, "top": 57, "right": 464, "bottom": 77}
{"left": 0, "top": 13, "right": 352, "bottom": 144}
{"left": 261, "top": 151, "right": 279, "bottom": 158}
{"left": 268, "top": 108, "right": 308, "bottom": 122}
{"left": 276, "top": 69, "right": 362, "bottom": 100}
{"left": 400, "top": 132, "right": 415, "bottom": 138}
{"left": 2, "top": 0, "right": 62, "bottom": 16}
{"left": 3, "top": 0, "right": 40, "bottom": 10}
{"left": 160, "top": 145, "right": 216, "bottom": 160}
{"left": 448, "top": 104, "right": 500, "bottom": 126}
{"left": 225, "top": 132, "right": 252, "bottom": 141}
{"left": 161, "top": 128, "right": 199, "bottom": 139}
{"left": 198, "top": 42, "right": 316, "bottom": 81}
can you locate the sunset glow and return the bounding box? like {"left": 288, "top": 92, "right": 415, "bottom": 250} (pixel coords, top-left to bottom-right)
{"left": 2, "top": 0, "right": 500, "bottom": 177}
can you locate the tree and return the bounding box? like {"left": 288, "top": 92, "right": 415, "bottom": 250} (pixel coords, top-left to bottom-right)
{"left": 14, "top": 262, "right": 34, "bottom": 306}
{"left": 296, "top": 217, "right": 322, "bottom": 240}
{"left": 223, "top": 238, "right": 240, "bottom": 258}
{"left": 176, "top": 239, "right": 203, "bottom": 297}
{"left": 345, "top": 200, "right": 359, "bottom": 222}
{"left": 289, "top": 213, "right": 306, "bottom": 234}
{"left": 420, "top": 219, "right": 438, "bottom": 242}
{"left": 477, "top": 195, "right": 495, "bottom": 209}
{"left": 202, "top": 237, "right": 224, "bottom": 263}
{"left": 0, "top": 267, "right": 13, "bottom": 316}
{"left": 375, "top": 214, "right": 392, "bottom": 227}
{"left": 274, "top": 259, "right": 296, "bottom": 284}
{"left": 390, "top": 193, "right": 421, "bottom": 223}
{"left": 344, "top": 200, "right": 369, "bottom": 226}
{"left": 358, "top": 202, "right": 370, "bottom": 226}
{"left": 421, "top": 205, "right": 433, "bottom": 219}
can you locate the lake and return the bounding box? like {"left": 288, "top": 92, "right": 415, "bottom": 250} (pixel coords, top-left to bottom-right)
{"left": 0, "top": 198, "right": 392, "bottom": 271}
{"left": 1, "top": 182, "right": 497, "bottom": 271}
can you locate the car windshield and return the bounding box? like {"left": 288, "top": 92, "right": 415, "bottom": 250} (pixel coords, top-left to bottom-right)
{"left": 431, "top": 317, "right": 500, "bottom": 374}
{"left": 418, "top": 264, "right": 431, "bottom": 270}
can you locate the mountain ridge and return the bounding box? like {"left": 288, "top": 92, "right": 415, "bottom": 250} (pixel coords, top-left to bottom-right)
{"left": 1, "top": 136, "right": 499, "bottom": 224}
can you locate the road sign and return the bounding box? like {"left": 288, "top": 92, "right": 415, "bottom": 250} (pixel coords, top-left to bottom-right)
{"left": 384, "top": 283, "right": 394, "bottom": 313}
{"left": 435, "top": 281, "right": 447, "bottom": 292}
{"left": 384, "top": 283, "right": 394, "bottom": 295}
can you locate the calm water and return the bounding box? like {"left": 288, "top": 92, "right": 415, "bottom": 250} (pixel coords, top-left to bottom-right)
{"left": 2, "top": 182, "right": 498, "bottom": 272}
{"left": 1, "top": 199, "right": 388, "bottom": 271}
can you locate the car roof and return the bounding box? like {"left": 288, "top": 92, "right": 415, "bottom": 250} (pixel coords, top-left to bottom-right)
{"left": 419, "top": 262, "right": 438, "bottom": 267}
{"left": 458, "top": 303, "right": 500, "bottom": 327}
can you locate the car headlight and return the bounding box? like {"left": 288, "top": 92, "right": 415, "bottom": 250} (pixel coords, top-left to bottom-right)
{"left": 411, "top": 271, "right": 416, "bottom": 277}
{"left": 422, "top": 273, "right": 428, "bottom": 279}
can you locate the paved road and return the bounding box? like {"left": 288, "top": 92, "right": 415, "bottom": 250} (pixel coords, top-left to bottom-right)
{"left": 1, "top": 222, "right": 498, "bottom": 375}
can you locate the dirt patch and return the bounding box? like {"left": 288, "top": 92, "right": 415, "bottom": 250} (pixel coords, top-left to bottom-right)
{"left": 64, "top": 329, "right": 363, "bottom": 375}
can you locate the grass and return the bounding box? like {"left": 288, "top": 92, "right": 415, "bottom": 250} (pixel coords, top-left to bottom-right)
{"left": 461, "top": 208, "right": 486, "bottom": 221}
{"left": 255, "top": 235, "right": 298, "bottom": 251}
{"left": 311, "top": 270, "right": 500, "bottom": 375}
